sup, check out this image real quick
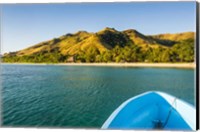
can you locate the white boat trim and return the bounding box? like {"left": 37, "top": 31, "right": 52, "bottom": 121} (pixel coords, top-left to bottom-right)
{"left": 156, "top": 91, "right": 196, "bottom": 130}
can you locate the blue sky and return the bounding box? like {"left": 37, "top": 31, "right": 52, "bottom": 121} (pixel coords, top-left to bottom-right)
{"left": 1, "top": 2, "right": 196, "bottom": 53}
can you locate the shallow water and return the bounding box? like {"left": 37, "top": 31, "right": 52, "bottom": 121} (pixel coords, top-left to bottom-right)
{"left": 1, "top": 64, "right": 195, "bottom": 128}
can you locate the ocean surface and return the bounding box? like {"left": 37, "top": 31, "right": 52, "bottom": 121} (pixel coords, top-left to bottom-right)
{"left": 1, "top": 64, "right": 195, "bottom": 128}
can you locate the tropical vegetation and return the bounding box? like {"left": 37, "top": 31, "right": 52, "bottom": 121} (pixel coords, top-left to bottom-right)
{"left": 2, "top": 28, "right": 195, "bottom": 63}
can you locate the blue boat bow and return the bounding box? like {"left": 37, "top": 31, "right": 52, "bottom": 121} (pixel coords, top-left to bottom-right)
{"left": 102, "top": 91, "right": 196, "bottom": 130}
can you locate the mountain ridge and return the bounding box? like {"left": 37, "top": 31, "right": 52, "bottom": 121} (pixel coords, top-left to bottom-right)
{"left": 3, "top": 28, "right": 195, "bottom": 63}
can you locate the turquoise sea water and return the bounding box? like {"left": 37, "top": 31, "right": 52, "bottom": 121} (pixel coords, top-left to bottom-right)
{"left": 1, "top": 64, "right": 195, "bottom": 128}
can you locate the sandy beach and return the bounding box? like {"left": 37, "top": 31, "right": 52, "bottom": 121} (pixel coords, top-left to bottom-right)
{"left": 58, "top": 63, "right": 196, "bottom": 68}
{"left": 2, "top": 62, "right": 196, "bottom": 69}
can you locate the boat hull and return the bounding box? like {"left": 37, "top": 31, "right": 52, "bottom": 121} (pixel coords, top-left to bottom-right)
{"left": 102, "top": 91, "right": 196, "bottom": 130}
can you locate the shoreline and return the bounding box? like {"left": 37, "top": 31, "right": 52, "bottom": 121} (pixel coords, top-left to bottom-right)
{"left": 1, "top": 62, "right": 196, "bottom": 68}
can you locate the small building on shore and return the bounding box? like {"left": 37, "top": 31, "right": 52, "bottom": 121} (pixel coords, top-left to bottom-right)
{"left": 66, "top": 55, "right": 76, "bottom": 63}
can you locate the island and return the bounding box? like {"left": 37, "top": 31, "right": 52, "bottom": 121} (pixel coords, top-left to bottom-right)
{"left": 2, "top": 27, "right": 195, "bottom": 66}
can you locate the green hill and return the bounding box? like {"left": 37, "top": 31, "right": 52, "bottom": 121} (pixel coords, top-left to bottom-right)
{"left": 2, "top": 28, "right": 195, "bottom": 63}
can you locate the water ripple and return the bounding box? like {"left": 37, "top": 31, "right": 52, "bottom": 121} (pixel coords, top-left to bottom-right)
{"left": 2, "top": 65, "right": 195, "bottom": 127}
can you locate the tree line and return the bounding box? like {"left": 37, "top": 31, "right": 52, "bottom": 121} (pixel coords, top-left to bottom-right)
{"left": 2, "top": 39, "right": 194, "bottom": 63}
